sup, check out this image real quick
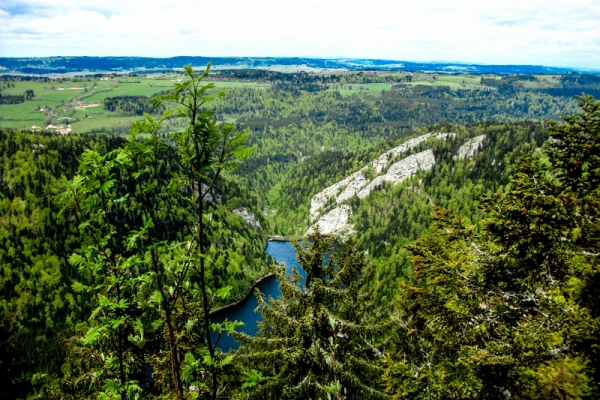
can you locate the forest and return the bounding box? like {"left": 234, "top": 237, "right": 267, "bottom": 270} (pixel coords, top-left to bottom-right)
{"left": 0, "top": 63, "right": 599, "bottom": 399}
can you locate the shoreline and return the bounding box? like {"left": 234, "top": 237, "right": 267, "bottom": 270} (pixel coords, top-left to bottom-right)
{"left": 267, "top": 235, "right": 291, "bottom": 242}
{"left": 210, "top": 271, "right": 275, "bottom": 315}
{"left": 210, "top": 236, "right": 296, "bottom": 315}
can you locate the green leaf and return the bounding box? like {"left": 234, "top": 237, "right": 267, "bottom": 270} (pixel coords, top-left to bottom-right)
{"left": 151, "top": 290, "right": 163, "bottom": 306}
{"left": 220, "top": 355, "right": 234, "bottom": 367}
{"left": 71, "top": 281, "right": 85, "bottom": 293}
{"left": 216, "top": 286, "right": 232, "bottom": 300}
{"left": 69, "top": 253, "right": 85, "bottom": 267}
{"left": 112, "top": 298, "right": 130, "bottom": 310}
{"left": 111, "top": 316, "right": 126, "bottom": 329}
{"left": 81, "top": 326, "right": 104, "bottom": 346}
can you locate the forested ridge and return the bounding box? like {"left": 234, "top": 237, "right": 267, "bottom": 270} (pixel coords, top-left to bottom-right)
{"left": 0, "top": 123, "right": 270, "bottom": 397}
{"left": 0, "top": 63, "right": 599, "bottom": 399}
{"left": 219, "top": 74, "right": 587, "bottom": 198}
{"left": 0, "top": 56, "right": 577, "bottom": 75}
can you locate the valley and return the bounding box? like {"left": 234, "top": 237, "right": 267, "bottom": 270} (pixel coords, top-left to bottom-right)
{"left": 1, "top": 60, "right": 600, "bottom": 399}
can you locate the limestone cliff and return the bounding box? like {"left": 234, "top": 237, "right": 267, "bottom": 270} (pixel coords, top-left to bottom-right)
{"left": 456, "top": 134, "right": 486, "bottom": 159}
{"left": 306, "top": 132, "right": 455, "bottom": 236}
{"left": 357, "top": 150, "right": 435, "bottom": 199}
{"left": 306, "top": 205, "right": 353, "bottom": 236}
{"left": 309, "top": 132, "right": 455, "bottom": 221}
{"left": 233, "top": 208, "right": 262, "bottom": 230}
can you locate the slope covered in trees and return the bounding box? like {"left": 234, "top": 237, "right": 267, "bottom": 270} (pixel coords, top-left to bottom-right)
{"left": 0, "top": 94, "right": 271, "bottom": 397}
{"left": 1, "top": 59, "right": 600, "bottom": 399}
{"left": 224, "top": 80, "right": 582, "bottom": 197}
{"left": 238, "top": 96, "right": 600, "bottom": 399}
{"left": 383, "top": 96, "right": 600, "bottom": 398}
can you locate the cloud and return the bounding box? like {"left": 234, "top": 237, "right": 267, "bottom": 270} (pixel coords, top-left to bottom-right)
{"left": 0, "top": 0, "right": 599, "bottom": 68}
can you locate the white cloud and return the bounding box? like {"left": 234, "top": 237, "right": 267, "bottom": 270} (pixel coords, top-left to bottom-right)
{"left": 0, "top": 0, "right": 599, "bottom": 68}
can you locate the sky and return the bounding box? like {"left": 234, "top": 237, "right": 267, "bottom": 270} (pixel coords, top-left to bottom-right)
{"left": 1, "top": 0, "right": 599, "bottom": 69}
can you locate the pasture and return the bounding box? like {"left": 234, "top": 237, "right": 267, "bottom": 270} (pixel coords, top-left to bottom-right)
{"left": 0, "top": 76, "right": 270, "bottom": 132}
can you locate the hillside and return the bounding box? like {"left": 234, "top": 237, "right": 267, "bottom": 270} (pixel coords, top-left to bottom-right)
{"left": 0, "top": 63, "right": 599, "bottom": 398}
{"left": 0, "top": 128, "right": 271, "bottom": 397}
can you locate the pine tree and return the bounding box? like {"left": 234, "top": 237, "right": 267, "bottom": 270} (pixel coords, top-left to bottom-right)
{"left": 236, "top": 231, "right": 388, "bottom": 399}
{"left": 384, "top": 95, "right": 600, "bottom": 399}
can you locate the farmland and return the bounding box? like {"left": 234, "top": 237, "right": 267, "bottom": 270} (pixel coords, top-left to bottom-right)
{"left": 0, "top": 75, "right": 269, "bottom": 132}
{"left": 1, "top": 69, "right": 598, "bottom": 135}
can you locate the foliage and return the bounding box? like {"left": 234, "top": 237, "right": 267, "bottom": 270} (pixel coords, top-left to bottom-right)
{"left": 0, "top": 129, "right": 123, "bottom": 398}
{"left": 383, "top": 95, "right": 600, "bottom": 399}
{"left": 237, "top": 231, "right": 388, "bottom": 399}
{"left": 0, "top": 64, "right": 268, "bottom": 398}
{"left": 2, "top": 55, "right": 600, "bottom": 399}
{"left": 59, "top": 63, "right": 255, "bottom": 400}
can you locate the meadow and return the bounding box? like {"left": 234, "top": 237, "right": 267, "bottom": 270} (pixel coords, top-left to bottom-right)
{"left": 0, "top": 75, "right": 269, "bottom": 132}
{"left": 0, "top": 71, "right": 580, "bottom": 132}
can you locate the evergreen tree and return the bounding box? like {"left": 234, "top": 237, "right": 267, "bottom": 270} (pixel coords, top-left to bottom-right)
{"left": 237, "top": 231, "right": 388, "bottom": 399}
{"left": 383, "top": 96, "right": 600, "bottom": 399}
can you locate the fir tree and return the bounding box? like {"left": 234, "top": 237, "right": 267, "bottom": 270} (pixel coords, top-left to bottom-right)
{"left": 237, "top": 230, "right": 388, "bottom": 399}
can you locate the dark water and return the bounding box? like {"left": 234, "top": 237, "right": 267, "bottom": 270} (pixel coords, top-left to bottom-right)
{"left": 211, "top": 241, "right": 305, "bottom": 352}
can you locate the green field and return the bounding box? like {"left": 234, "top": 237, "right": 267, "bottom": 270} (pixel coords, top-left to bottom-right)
{"left": 326, "top": 75, "right": 483, "bottom": 96}
{"left": 402, "top": 74, "right": 482, "bottom": 89}
{"left": 0, "top": 77, "right": 270, "bottom": 132}
{"left": 329, "top": 83, "right": 394, "bottom": 96}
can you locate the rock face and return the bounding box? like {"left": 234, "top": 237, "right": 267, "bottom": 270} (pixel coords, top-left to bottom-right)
{"left": 233, "top": 208, "right": 262, "bottom": 230}
{"left": 456, "top": 135, "right": 486, "bottom": 159}
{"left": 368, "top": 132, "right": 453, "bottom": 174}
{"left": 357, "top": 150, "right": 435, "bottom": 199}
{"left": 309, "top": 132, "right": 454, "bottom": 221}
{"left": 306, "top": 205, "right": 353, "bottom": 236}
{"left": 306, "top": 133, "right": 455, "bottom": 237}
{"left": 309, "top": 169, "right": 368, "bottom": 219}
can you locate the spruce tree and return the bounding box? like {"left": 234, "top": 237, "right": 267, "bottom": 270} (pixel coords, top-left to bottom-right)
{"left": 237, "top": 231, "right": 388, "bottom": 399}
{"left": 383, "top": 95, "right": 600, "bottom": 399}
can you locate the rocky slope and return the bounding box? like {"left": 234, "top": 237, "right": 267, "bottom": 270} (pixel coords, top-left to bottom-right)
{"left": 307, "top": 132, "right": 487, "bottom": 236}
{"left": 456, "top": 135, "right": 486, "bottom": 159}
{"left": 309, "top": 132, "right": 454, "bottom": 220}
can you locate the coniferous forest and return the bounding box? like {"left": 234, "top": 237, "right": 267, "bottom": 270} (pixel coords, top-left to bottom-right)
{"left": 1, "top": 63, "right": 600, "bottom": 399}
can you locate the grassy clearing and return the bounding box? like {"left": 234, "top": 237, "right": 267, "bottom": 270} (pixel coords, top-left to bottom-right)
{"left": 0, "top": 79, "right": 161, "bottom": 130}
{"left": 0, "top": 118, "right": 45, "bottom": 129}
{"left": 205, "top": 81, "right": 270, "bottom": 89}
{"left": 0, "top": 101, "right": 46, "bottom": 120}
{"left": 403, "top": 80, "right": 463, "bottom": 88}
{"left": 402, "top": 75, "right": 482, "bottom": 89}
{"left": 72, "top": 116, "right": 141, "bottom": 132}
{"left": 327, "top": 75, "right": 483, "bottom": 96}
{"left": 0, "top": 77, "right": 273, "bottom": 131}
{"left": 363, "top": 83, "right": 394, "bottom": 92}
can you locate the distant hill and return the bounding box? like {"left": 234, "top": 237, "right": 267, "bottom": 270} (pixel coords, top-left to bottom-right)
{"left": 0, "top": 56, "right": 589, "bottom": 76}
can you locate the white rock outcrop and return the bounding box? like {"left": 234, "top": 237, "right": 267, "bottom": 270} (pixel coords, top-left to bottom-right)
{"left": 309, "top": 169, "right": 367, "bottom": 218}
{"left": 456, "top": 135, "right": 486, "bottom": 159}
{"left": 368, "top": 132, "right": 452, "bottom": 174}
{"left": 309, "top": 132, "right": 454, "bottom": 221}
{"left": 233, "top": 208, "right": 262, "bottom": 230}
{"left": 357, "top": 150, "right": 436, "bottom": 199}
{"left": 306, "top": 205, "right": 353, "bottom": 236}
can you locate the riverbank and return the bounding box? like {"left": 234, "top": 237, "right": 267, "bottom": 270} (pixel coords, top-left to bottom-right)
{"left": 210, "top": 271, "right": 275, "bottom": 315}
{"left": 210, "top": 236, "right": 290, "bottom": 315}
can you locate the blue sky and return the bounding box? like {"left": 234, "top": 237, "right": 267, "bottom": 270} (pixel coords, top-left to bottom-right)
{"left": 1, "top": 0, "right": 599, "bottom": 69}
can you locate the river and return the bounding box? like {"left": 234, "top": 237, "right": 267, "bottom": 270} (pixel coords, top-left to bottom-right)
{"left": 211, "top": 241, "right": 305, "bottom": 352}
